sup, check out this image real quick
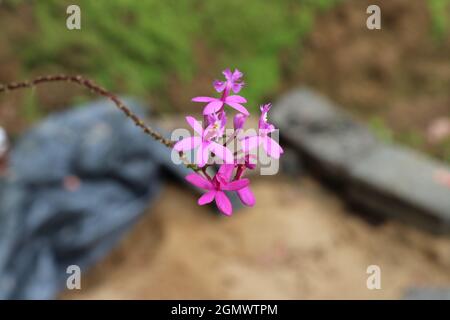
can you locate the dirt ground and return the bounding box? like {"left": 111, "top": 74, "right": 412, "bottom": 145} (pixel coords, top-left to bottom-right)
{"left": 61, "top": 177, "right": 450, "bottom": 300}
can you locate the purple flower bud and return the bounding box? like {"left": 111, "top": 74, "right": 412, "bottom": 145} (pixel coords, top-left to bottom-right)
{"left": 233, "top": 113, "right": 247, "bottom": 130}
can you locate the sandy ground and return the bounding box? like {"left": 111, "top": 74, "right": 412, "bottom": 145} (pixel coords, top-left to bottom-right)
{"left": 61, "top": 176, "right": 450, "bottom": 300}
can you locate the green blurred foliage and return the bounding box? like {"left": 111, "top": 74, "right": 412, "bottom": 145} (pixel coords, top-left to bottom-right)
{"left": 428, "top": 0, "right": 450, "bottom": 39}
{"left": 6, "top": 0, "right": 444, "bottom": 108}
{"left": 22, "top": 89, "right": 43, "bottom": 122}
{"left": 442, "top": 139, "right": 450, "bottom": 163}
{"left": 12, "top": 0, "right": 340, "bottom": 111}
{"left": 369, "top": 117, "right": 394, "bottom": 143}
{"left": 3, "top": 0, "right": 447, "bottom": 113}
{"left": 25, "top": 0, "right": 198, "bottom": 94}
{"left": 1, "top": 0, "right": 448, "bottom": 164}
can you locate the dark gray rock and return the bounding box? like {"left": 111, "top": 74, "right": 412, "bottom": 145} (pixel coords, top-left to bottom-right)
{"left": 280, "top": 147, "right": 304, "bottom": 177}
{"left": 404, "top": 288, "right": 450, "bottom": 300}
{"left": 349, "top": 145, "right": 450, "bottom": 232}
{"left": 273, "top": 88, "right": 450, "bottom": 233}
{"left": 272, "top": 89, "right": 378, "bottom": 179}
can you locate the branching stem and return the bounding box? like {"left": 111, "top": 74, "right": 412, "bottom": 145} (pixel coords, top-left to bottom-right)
{"left": 0, "top": 74, "right": 200, "bottom": 171}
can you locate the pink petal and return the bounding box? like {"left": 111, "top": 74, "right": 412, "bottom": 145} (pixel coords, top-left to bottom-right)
{"left": 222, "top": 178, "right": 249, "bottom": 191}
{"left": 233, "top": 113, "right": 247, "bottom": 130}
{"left": 232, "top": 82, "right": 244, "bottom": 93}
{"left": 185, "top": 116, "right": 204, "bottom": 135}
{"left": 209, "top": 142, "right": 234, "bottom": 164}
{"left": 196, "top": 143, "right": 210, "bottom": 167}
{"left": 263, "top": 137, "right": 284, "bottom": 159}
{"left": 218, "top": 164, "right": 234, "bottom": 181}
{"left": 260, "top": 103, "right": 272, "bottom": 113}
{"left": 237, "top": 186, "right": 255, "bottom": 207}
{"left": 225, "top": 101, "right": 249, "bottom": 116}
{"left": 223, "top": 68, "right": 233, "bottom": 80}
{"left": 213, "top": 80, "right": 226, "bottom": 93}
{"left": 226, "top": 95, "right": 247, "bottom": 104}
{"left": 192, "top": 96, "right": 216, "bottom": 103}
{"left": 173, "top": 136, "right": 202, "bottom": 152}
{"left": 215, "top": 191, "right": 232, "bottom": 216}
{"left": 198, "top": 190, "right": 216, "bottom": 205}
{"left": 241, "top": 136, "right": 261, "bottom": 153}
{"left": 203, "top": 100, "right": 224, "bottom": 115}
{"left": 220, "top": 111, "right": 227, "bottom": 127}
{"left": 185, "top": 173, "right": 212, "bottom": 190}
{"left": 231, "top": 69, "right": 243, "bottom": 81}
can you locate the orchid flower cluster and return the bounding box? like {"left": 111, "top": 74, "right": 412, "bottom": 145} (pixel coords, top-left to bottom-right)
{"left": 174, "top": 69, "right": 284, "bottom": 216}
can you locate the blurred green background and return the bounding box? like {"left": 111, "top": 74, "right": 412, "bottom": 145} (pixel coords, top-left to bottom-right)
{"left": 2, "top": 0, "right": 340, "bottom": 109}
{"left": 0, "top": 0, "right": 449, "bottom": 161}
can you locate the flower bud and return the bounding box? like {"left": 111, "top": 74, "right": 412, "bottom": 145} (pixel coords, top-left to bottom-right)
{"left": 233, "top": 113, "right": 247, "bottom": 130}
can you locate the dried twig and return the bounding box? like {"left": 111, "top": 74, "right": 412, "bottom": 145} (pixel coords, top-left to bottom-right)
{"left": 0, "top": 74, "right": 200, "bottom": 171}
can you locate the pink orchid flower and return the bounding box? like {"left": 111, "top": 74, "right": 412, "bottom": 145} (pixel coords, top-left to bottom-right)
{"left": 174, "top": 116, "right": 233, "bottom": 167}
{"left": 213, "top": 68, "right": 244, "bottom": 94}
{"left": 241, "top": 103, "right": 284, "bottom": 159}
{"left": 185, "top": 164, "right": 250, "bottom": 215}
{"left": 192, "top": 94, "right": 249, "bottom": 116}
{"left": 178, "top": 68, "right": 284, "bottom": 215}
{"left": 205, "top": 112, "right": 227, "bottom": 138}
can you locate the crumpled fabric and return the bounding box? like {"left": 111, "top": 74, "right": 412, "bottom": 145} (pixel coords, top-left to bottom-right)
{"left": 0, "top": 98, "right": 190, "bottom": 299}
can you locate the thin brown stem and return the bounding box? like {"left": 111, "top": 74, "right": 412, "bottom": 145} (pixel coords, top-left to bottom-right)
{"left": 0, "top": 74, "right": 201, "bottom": 171}
{"left": 201, "top": 167, "right": 212, "bottom": 181}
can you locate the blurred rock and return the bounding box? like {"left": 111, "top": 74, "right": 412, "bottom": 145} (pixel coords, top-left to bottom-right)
{"left": 404, "top": 288, "right": 450, "bottom": 300}
{"left": 434, "top": 169, "right": 450, "bottom": 189}
{"left": 280, "top": 147, "right": 303, "bottom": 177}
{"left": 273, "top": 89, "right": 378, "bottom": 179}
{"left": 273, "top": 88, "right": 450, "bottom": 233}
